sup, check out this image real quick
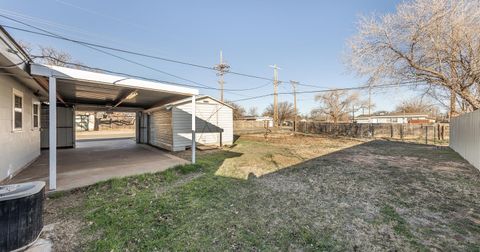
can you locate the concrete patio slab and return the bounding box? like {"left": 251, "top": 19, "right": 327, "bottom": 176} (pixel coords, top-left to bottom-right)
{"left": 7, "top": 139, "right": 188, "bottom": 191}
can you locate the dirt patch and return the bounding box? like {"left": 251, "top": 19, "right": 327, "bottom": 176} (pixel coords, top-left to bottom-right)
{"left": 43, "top": 190, "right": 93, "bottom": 251}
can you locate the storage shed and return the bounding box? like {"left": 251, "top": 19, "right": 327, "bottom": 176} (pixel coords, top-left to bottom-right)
{"left": 147, "top": 96, "right": 233, "bottom": 151}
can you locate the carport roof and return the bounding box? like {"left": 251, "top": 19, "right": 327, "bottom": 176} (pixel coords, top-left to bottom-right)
{"left": 29, "top": 63, "right": 199, "bottom": 109}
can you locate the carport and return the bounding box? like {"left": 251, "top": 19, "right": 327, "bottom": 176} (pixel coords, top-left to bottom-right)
{"left": 29, "top": 64, "right": 199, "bottom": 190}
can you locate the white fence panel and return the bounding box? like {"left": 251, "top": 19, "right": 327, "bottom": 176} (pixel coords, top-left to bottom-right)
{"left": 450, "top": 110, "right": 480, "bottom": 171}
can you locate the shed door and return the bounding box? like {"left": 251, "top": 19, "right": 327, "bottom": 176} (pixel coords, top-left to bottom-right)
{"left": 136, "top": 112, "right": 149, "bottom": 144}
{"left": 40, "top": 105, "right": 75, "bottom": 148}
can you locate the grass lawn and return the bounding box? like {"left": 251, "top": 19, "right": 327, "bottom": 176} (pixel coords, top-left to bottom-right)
{"left": 45, "top": 134, "right": 480, "bottom": 251}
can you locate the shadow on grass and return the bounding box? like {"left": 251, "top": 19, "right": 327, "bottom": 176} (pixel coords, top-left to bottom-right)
{"left": 46, "top": 139, "right": 480, "bottom": 251}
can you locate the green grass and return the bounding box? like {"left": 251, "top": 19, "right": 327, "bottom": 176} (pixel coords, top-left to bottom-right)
{"left": 379, "top": 205, "right": 429, "bottom": 251}
{"left": 47, "top": 138, "right": 480, "bottom": 251}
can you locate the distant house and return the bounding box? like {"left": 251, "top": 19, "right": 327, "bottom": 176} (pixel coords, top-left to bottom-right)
{"left": 355, "top": 113, "right": 435, "bottom": 124}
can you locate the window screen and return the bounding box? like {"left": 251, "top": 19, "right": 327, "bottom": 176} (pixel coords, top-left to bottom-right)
{"left": 14, "top": 94, "right": 22, "bottom": 129}
{"left": 33, "top": 103, "right": 39, "bottom": 128}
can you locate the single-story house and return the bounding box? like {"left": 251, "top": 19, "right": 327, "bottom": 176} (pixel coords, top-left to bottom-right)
{"left": 355, "top": 113, "right": 435, "bottom": 124}
{"left": 0, "top": 27, "right": 233, "bottom": 190}
{"left": 145, "top": 96, "right": 233, "bottom": 151}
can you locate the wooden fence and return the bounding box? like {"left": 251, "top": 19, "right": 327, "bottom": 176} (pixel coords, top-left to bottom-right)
{"left": 296, "top": 121, "right": 449, "bottom": 144}
{"left": 450, "top": 110, "right": 480, "bottom": 170}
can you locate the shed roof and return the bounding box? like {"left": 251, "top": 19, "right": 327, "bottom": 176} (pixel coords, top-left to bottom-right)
{"left": 164, "top": 95, "right": 234, "bottom": 109}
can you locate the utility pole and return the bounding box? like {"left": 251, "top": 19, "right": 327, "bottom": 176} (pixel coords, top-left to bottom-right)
{"left": 214, "top": 50, "right": 230, "bottom": 102}
{"left": 290, "top": 80, "right": 298, "bottom": 132}
{"left": 368, "top": 85, "right": 372, "bottom": 122}
{"left": 269, "top": 64, "right": 281, "bottom": 127}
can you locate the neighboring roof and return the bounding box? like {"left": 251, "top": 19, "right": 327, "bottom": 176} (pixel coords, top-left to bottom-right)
{"left": 356, "top": 113, "right": 431, "bottom": 119}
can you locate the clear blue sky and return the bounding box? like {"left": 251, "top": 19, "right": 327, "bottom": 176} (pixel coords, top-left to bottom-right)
{"left": 1, "top": 0, "right": 416, "bottom": 115}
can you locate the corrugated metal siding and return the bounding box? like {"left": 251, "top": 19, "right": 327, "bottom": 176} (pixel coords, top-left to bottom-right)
{"left": 450, "top": 110, "right": 480, "bottom": 171}
{"left": 149, "top": 108, "right": 174, "bottom": 151}
{"left": 172, "top": 98, "right": 233, "bottom": 151}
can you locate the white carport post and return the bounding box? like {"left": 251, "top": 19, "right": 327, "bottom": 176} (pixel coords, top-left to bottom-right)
{"left": 191, "top": 95, "right": 196, "bottom": 164}
{"left": 49, "top": 76, "right": 57, "bottom": 190}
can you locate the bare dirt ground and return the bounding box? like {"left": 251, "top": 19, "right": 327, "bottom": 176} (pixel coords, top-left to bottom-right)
{"left": 43, "top": 134, "right": 480, "bottom": 251}
{"left": 76, "top": 129, "right": 135, "bottom": 140}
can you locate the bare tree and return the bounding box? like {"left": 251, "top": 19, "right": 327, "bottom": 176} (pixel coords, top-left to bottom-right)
{"left": 225, "top": 101, "right": 246, "bottom": 120}
{"left": 39, "top": 46, "right": 72, "bottom": 66}
{"left": 312, "top": 90, "right": 360, "bottom": 123}
{"left": 263, "top": 101, "right": 295, "bottom": 125}
{"left": 17, "top": 40, "right": 33, "bottom": 56}
{"left": 248, "top": 107, "right": 259, "bottom": 117}
{"left": 347, "top": 0, "right": 480, "bottom": 112}
{"left": 17, "top": 43, "right": 93, "bottom": 71}
{"left": 395, "top": 98, "right": 433, "bottom": 113}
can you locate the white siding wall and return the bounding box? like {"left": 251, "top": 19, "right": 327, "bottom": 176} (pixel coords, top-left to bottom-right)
{"left": 450, "top": 110, "right": 480, "bottom": 171}
{"left": 172, "top": 98, "right": 233, "bottom": 151}
{"left": 216, "top": 105, "right": 233, "bottom": 144}
{"left": 0, "top": 75, "right": 41, "bottom": 180}
{"left": 149, "top": 108, "right": 174, "bottom": 150}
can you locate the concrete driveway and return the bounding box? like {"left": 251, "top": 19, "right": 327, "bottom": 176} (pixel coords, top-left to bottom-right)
{"left": 9, "top": 139, "right": 188, "bottom": 191}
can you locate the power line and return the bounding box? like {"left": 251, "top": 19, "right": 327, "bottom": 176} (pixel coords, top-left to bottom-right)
{"left": 30, "top": 55, "right": 271, "bottom": 92}
{"left": 230, "top": 82, "right": 428, "bottom": 103}
{"left": 0, "top": 16, "right": 221, "bottom": 89}
{"left": 0, "top": 16, "right": 327, "bottom": 87}
{"left": 0, "top": 20, "right": 274, "bottom": 94}
{"left": 0, "top": 8, "right": 155, "bottom": 53}
{"left": 0, "top": 13, "right": 428, "bottom": 106}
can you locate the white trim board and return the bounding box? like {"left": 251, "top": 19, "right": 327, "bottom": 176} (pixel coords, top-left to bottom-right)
{"left": 30, "top": 64, "right": 199, "bottom": 96}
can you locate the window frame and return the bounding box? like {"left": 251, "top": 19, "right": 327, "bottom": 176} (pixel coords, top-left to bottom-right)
{"left": 12, "top": 88, "right": 24, "bottom": 132}
{"left": 32, "top": 100, "right": 40, "bottom": 130}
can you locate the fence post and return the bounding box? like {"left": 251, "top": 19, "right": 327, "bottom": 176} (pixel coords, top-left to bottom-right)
{"left": 390, "top": 124, "right": 394, "bottom": 138}
{"left": 425, "top": 126, "right": 428, "bottom": 145}
{"left": 441, "top": 125, "right": 445, "bottom": 140}
{"left": 400, "top": 124, "right": 404, "bottom": 141}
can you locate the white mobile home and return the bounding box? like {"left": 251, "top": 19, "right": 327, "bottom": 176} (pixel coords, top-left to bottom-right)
{"left": 147, "top": 96, "right": 233, "bottom": 151}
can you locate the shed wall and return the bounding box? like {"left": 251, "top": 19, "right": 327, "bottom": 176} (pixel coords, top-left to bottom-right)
{"left": 172, "top": 98, "right": 233, "bottom": 151}
{"left": 149, "top": 108, "right": 174, "bottom": 150}
{"left": 0, "top": 75, "right": 41, "bottom": 180}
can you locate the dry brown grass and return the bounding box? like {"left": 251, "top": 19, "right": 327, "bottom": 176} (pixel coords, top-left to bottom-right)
{"left": 215, "top": 133, "right": 366, "bottom": 179}
{"left": 44, "top": 134, "right": 480, "bottom": 251}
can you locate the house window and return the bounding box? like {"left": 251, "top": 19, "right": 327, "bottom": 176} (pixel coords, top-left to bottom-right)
{"left": 13, "top": 89, "right": 23, "bottom": 131}
{"left": 33, "top": 102, "right": 40, "bottom": 129}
